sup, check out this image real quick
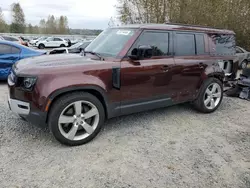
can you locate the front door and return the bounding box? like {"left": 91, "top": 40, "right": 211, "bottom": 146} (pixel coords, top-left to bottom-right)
{"left": 120, "top": 30, "right": 177, "bottom": 115}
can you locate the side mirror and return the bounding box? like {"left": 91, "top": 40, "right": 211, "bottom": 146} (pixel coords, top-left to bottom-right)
{"left": 129, "top": 45, "right": 153, "bottom": 60}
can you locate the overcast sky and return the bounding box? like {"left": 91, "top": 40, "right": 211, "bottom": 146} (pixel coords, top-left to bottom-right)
{"left": 0, "top": 0, "right": 118, "bottom": 29}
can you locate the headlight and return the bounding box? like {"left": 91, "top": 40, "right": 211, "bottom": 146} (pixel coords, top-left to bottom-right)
{"left": 22, "top": 77, "right": 37, "bottom": 90}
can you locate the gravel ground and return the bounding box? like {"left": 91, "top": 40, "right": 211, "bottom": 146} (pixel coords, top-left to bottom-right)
{"left": 0, "top": 83, "right": 250, "bottom": 188}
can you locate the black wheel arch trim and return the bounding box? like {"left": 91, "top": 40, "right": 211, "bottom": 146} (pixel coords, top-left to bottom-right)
{"left": 47, "top": 85, "right": 112, "bottom": 119}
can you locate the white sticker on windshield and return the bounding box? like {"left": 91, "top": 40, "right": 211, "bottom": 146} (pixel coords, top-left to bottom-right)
{"left": 116, "top": 30, "right": 131, "bottom": 35}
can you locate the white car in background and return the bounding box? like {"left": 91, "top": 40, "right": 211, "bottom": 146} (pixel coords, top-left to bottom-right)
{"left": 36, "top": 37, "right": 68, "bottom": 49}
{"left": 29, "top": 37, "right": 47, "bottom": 46}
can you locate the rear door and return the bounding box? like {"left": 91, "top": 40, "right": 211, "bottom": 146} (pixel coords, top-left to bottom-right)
{"left": 173, "top": 32, "right": 207, "bottom": 102}
{"left": 46, "top": 37, "right": 54, "bottom": 47}
{"left": 0, "top": 44, "right": 20, "bottom": 79}
{"left": 53, "top": 38, "right": 64, "bottom": 47}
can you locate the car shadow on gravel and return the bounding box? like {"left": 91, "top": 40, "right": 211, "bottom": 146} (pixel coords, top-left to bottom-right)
{"left": 103, "top": 102, "right": 192, "bottom": 132}
{"left": 0, "top": 80, "right": 7, "bottom": 85}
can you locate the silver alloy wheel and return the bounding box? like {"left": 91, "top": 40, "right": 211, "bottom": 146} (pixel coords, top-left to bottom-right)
{"left": 241, "top": 61, "right": 247, "bottom": 69}
{"left": 58, "top": 100, "right": 99, "bottom": 141}
{"left": 203, "top": 83, "right": 222, "bottom": 110}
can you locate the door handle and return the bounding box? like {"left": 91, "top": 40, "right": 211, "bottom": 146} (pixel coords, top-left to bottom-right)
{"left": 161, "top": 65, "right": 169, "bottom": 72}
{"left": 199, "top": 63, "right": 204, "bottom": 69}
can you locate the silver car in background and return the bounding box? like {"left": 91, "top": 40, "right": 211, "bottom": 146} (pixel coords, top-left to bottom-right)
{"left": 236, "top": 46, "right": 250, "bottom": 69}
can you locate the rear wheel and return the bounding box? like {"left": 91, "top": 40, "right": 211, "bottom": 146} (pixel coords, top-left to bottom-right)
{"left": 48, "top": 92, "right": 105, "bottom": 146}
{"left": 38, "top": 43, "right": 45, "bottom": 49}
{"left": 193, "top": 78, "right": 223, "bottom": 113}
{"left": 60, "top": 44, "right": 66, "bottom": 47}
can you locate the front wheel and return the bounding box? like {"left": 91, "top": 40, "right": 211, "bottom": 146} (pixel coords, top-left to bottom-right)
{"left": 193, "top": 78, "right": 223, "bottom": 113}
{"left": 48, "top": 92, "right": 105, "bottom": 146}
{"left": 240, "top": 60, "right": 248, "bottom": 70}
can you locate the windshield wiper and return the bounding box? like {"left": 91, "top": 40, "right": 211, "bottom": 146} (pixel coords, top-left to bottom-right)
{"left": 84, "top": 51, "right": 103, "bottom": 60}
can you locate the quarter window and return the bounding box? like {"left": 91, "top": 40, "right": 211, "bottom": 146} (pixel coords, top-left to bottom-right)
{"left": 196, "top": 34, "right": 206, "bottom": 55}
{"left": 54, "top": 38, "right": 63, "bottom": 41}
{"left": 135, "top": 31, "right": 169, "bottom": 56}
{"left": 210, "top": 34, "right": 235, "bottom": 55}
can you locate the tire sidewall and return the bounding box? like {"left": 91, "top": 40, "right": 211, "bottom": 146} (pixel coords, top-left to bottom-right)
{"left": 195, "top": 78, "right": 223, "bottom": 113}
{"left": 38, "top": 44, "right": 45, "bottom": 49}
{"left": 241, "top": 60, "right": 247, "bottom": 69}
{"left": 48, "top": 93, "right": 105, "bottom": 146}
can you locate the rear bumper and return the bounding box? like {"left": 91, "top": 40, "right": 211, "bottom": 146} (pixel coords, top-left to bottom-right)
{"left": 8, "top": 97, "right": 47, "bottom": 127}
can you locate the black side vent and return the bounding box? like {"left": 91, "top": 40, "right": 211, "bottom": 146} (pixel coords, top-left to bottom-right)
{"left": 112, "top": 67, "right": 121, "bottom": 90}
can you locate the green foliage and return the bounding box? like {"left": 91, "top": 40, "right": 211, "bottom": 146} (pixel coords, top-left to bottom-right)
{"left": 39, "top": 15, "right": 69, "bottom": 34}
{"left": 117, "top": 0, "right": 250, "bottom": 50}
{"left": 10, "top": 3, "right": 25, "bottom": 33}
{"left": 0, "top": 7, "right": 8, "bottom": 32}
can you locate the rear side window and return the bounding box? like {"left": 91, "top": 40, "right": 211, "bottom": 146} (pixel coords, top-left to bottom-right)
{"left": 0, "top": 44, "right": 12, "bottom": 54}
{"left": 210, "top": 34, "right": 236, "bottom": 55}
{"left": 175, "top": 33, "right": 196, "bottom": 56}
{"left": 134, "top": 31, "right": 170, "bottom": 56}
{"left": 12, "top": 46, "right": 21, "bottom": 53}
{"left": 3, "top": 36, "right": 19, "bottom": 42}
{"left": 54, "top": 38, "right": 63, "bottom": 41}
{"left": 0, "top": 44, "right": 20, "bottom": 54}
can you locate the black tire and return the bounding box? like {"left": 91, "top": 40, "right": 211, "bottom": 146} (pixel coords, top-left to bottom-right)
{"left": 193, "top": 78, "right": 223, "bottom": 113}
{"left": 60, "top": 44, "right": 66, "bottom": 47}
{"left": 240, "top": 60, "right": 248, "bottom": 70}
{"left": 48, "top": 92, "right": 105, "bottom": 146}
{"left": 38, "top": 43, "right": 45, "bottom": 49}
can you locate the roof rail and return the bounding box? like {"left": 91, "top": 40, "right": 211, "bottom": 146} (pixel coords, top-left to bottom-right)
{"left": 165, "top": 22, "right": 223, "bottom": 30}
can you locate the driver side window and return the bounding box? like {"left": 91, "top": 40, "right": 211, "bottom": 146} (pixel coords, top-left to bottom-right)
{"left": 130, "top": 31, "right": 170, "bottom": 57}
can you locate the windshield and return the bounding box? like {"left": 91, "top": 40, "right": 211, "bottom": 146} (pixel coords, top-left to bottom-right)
{"left": 85, "top": 28, "right": 137, "bottom": 57}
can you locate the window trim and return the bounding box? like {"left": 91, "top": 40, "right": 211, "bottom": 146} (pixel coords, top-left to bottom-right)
{"left": 174, "top": 31, "right": 207, "bottom": 56}
{"left": 126, "top": 29, "right": 174, "bottom": 58}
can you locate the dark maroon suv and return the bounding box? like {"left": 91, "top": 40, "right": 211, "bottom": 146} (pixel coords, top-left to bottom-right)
{"left": 8, "top": 23, "right": 237, "bottom": 146}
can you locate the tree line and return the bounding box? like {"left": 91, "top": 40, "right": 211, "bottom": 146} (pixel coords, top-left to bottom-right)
{"left": 0, "top": 3, "right": 69, "bottom": 34}
{"left": 116, "top": 0, "right": 250, "bottom": 50}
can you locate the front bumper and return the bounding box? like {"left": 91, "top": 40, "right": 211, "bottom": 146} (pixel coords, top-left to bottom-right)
{"left": 8, "top": 98, "right": 30, "bottom": 115}
{"left": 8, "top": 97, "right": 47, "bottom": 127}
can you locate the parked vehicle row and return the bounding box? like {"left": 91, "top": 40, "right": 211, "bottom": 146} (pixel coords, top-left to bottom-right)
{"left": 0, "top": 35, "right": 91, "bottom": 49}
{"left": 0, "top": 35, "right": 29, "bottom": 46}
{"left": 48, "top": 40, "right": 92, "bottom": 54}
{"left": 7, "top": 23, "right": 239, "bottom": 146}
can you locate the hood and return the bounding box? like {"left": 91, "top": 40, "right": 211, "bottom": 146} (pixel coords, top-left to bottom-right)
{"left": 14, "top": 54, "right": 99, "bottom": 75}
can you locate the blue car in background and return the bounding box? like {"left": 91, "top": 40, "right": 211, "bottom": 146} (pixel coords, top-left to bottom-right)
{"left": 0, "top": 40, "right": 46, "bottom": 80}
